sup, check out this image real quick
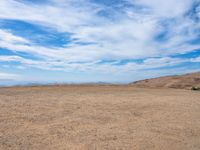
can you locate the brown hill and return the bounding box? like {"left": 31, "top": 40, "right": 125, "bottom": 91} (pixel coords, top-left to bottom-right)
{"left": 132, "top": 72, "right": 200, "bottom": 89}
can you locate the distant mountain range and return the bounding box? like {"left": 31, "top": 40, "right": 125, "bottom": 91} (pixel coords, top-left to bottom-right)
{"left": 131, "top": 72, "right": 200, "bottom": 90}
{"left": 1, "top": 72, "right": 200, "bottom": 89}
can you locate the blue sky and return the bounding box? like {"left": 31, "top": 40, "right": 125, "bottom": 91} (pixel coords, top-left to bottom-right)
{"left": 0, "top": 0, "right": 200, "bottom": 85}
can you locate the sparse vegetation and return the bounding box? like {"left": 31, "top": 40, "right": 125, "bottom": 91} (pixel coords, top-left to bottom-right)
{"left": 132, "top": 72, "right": 200, "bottom": 90}
{"left": 191, "top": 86, "right": 200, "bottom": 91}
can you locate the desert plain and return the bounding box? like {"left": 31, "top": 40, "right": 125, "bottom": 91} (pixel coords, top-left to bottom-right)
{"left": 0, "top": 85, "right": 200, "bottom": 150}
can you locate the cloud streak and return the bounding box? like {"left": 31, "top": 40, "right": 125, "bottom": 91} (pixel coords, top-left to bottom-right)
{"left": 0, "top": 72, "right": 19, "bottom": 80}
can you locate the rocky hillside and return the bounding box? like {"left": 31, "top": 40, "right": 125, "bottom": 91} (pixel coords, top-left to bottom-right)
{"left": 132, "top": 72, "right": 200, "bottom": 89}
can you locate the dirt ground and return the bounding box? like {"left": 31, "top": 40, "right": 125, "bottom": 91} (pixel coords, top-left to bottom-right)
{"left": 0, "top": 85, "right": 200, "bottom": 150}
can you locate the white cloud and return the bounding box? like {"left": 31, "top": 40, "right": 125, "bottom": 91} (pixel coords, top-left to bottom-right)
{"left": 191, "top": 56, "right": 200, "bottom": 62}
{"left": 0, "top": 29, "right": 29, "bottom": 44}
{"left": 0, "top": 55, "right": 190, "bottom": 74}
{"left": 0, "top": 0, "right": 100, "bottom": 32}
{"left": 128, "top": 0, "right": 193, "bottom": 18}
{"left": 0, "top": 72, "right": 20, "bottom": 80}
{"left": 0, "top": 0, "right": 199, "bottom": 77}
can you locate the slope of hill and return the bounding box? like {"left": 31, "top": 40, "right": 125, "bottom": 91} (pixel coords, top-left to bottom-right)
{"left": 131, "top": 72, "right": 200, "bottom": 89}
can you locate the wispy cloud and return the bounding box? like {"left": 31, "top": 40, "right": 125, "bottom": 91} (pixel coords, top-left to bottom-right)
{"left": 0, "top": 72, "right": 19, "bottom": 80}
{"left": 0, "top": 0, "right": 200, "bottom": 83}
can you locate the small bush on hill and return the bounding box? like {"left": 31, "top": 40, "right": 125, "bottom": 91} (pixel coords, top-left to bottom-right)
{"left": 191, "top": 86, "right": 200, "bottom": 91}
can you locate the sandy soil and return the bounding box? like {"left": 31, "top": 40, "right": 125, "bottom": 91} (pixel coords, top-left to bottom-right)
{"left": 0, "top": 85, "right": 200, "bottom": 150}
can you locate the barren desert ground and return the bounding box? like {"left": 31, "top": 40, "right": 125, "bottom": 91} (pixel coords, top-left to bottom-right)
{"left": 0, "top": 85, "right": 200, "bottom": 150}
